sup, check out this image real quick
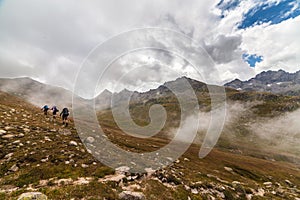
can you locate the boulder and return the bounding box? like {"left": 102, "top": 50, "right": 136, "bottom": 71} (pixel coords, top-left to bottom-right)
{"left": 119, "top": 191, "right": 145, "bottom": 200}
{"left": 17, "top": 192, "right": 48, "bottom": 200}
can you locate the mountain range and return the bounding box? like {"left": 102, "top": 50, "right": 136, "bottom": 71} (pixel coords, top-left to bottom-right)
{"left": 1, "top": 69, "right": 300, "bottom": 111}
{"left": 225, "top": 69, "right": 300, "bottom": 96}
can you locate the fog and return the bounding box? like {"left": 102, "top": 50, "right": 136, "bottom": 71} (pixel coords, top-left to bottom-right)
{"left": 168, "top": 101, "right": 300, "bottom": 163}
{"left": 250, "top": 109, "right": 300, "bottom": 155}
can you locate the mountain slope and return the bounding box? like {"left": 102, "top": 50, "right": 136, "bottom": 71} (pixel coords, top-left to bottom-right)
{"left": 225, "top": 69, "right": 300, "bottom": 96}
{"left": 0, "top": 77, "right": 77, "bottom": 108}
{"left": 94, "top": 76, "right": 231, "bottom": 110}
{"left": 1, "top": 90, "right": 300, "bottom": 199}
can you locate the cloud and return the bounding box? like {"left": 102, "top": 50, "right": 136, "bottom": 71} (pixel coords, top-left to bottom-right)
{"left": 0, "top": 0, "right": 299, "bottom": 97}
{"left": 241, "top": 15, "right": 300, "bottom": 73}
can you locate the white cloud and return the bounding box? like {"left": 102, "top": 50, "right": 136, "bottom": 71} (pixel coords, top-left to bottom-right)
{"left": 241, "top": 15, "right": 300, "bottom": 74}
{"left": 0, "top": 0, "right": 299, "bottom": 96}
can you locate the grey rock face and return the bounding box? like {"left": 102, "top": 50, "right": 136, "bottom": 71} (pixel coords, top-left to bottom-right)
{"left": 225, "top": 70, "right": 300, "bottom": 96}
{"left": 17, "top": 192, "right": 48, "bottom": 200}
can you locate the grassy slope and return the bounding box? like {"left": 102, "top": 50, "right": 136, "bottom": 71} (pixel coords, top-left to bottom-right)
{"left": 0, "top": 91, "right": 300, "bottom": 199}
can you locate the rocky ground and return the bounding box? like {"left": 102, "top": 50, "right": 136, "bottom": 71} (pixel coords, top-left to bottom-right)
{"left": 0, "top": 91, "right": 300, "bottom": 199}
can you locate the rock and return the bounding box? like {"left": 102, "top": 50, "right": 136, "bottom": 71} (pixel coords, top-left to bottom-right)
{"left": 4, "top": 126, "right": 12, "bottom": 130}
{"left": 86, "top": 136, "right": 95, "bottom": 143}
{"left": 119, "top": 191, "right": 145, "bottom": 200}
{"left": 224, "top": 167, "right": 233, "bottom": 172}
{"left": 5, "top": 153, "right": 14, "bottom": 159}
{"left": 184, "top": 158, "right": 190, "bottom": 161}
{"left": 102, "top": 174, "right": 126, "bottom": 182}
{"left": 18, "top": 133, "right": 25, "bottom": 137}
{"left": 2, "top": 134, "right": 14, "bottom": 139}
{"left": 256, "top": 188, "right": 265, "bottom": 197}
{"left": 59, "top": 129, "right": 71, "bottom": 135}
{"left": 263, "top": 182, "right": 272, "bottom": 187}
{"left": 23, "top": 128, "right": 30, "bottom": 132}
{"left": 116, "top": 166, "right": 130, "bottom": 175}
{"left": 0, "top": 129, "right": 7, "bottom": 135}
{"left": 44, "top": 136, "right": 52, "bottom": 142}
{"left": 123, "top": 184, "right": 142, "bottom": 191}
{"left": 69, "top": 141, "right": 78, "bottom": 146}
{"left": 81, "top": 164, "right": 89, "bottom": 168}
{"left": 191, "top": 188, "right": 198, "bottom": 194}
{"left": 73, "top": 177, "right": 92, "bottom": 185}
{"left": 9, "top": 164, "right": 19, "bottom": 172}
{"left": 285, "top": 179, "right": 293, "bottom": 186}
{"left": 17, "top": 192, "right": 48, "bottom": 200}
{"left": 145, "top": 168, "right": 156, "bottom": 177}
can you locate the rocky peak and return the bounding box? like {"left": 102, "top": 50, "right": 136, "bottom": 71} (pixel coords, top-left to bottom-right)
{"left": 225, "top": 69, "right": 300, "bottom": 96}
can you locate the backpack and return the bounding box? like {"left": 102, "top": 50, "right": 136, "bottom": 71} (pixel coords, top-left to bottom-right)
{"left": 62, "top": 108, "right": 69, "bottom": 115}
{"left": 52, "top": 106, "right": 58, "bottom": 112}
{"left": 43, "top": 105, "right": 49, "bottom": 110}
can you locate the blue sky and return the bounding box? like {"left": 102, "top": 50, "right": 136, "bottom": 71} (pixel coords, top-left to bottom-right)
{"left": 242, "top": 54, "right": 263, "bottom": 67}
{"left": 239, "top": 0, "right": 300, "bottom": 29}
{"left": 218, "top": 0, "right": 300, "bottom": 68}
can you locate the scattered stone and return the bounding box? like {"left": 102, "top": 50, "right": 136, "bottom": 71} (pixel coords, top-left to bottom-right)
{"left": 58, "top": 129, "right": 71, "bottom": 135}
{"left": 17, "top": 192, "right": 47, "bottom": 200}
{"left": 263, "top": 182, "right": 272, "bottom": 187}
{"left": 41, "top": 157, "right": 48, "bottom": 162}
{"left": 116, "top": 166, "right": 130, "bottom": 175}
{"left": 69, "top": 141, "right": 78, "bottom": 146}
{"left": 55, "top": 178, "right": 73, "bottom": 186}
{"left": 183, "top": 158, "right": 190, "bottom": 162}
{"left": 13, "top": 140, "right": 21, "bottom": 144}
{"left": 101, "top": 174, "right": 126, "bottom": 182}
{"left": 232, "top": 181, "right": 241, "bottom": 185}
{"left": 9, "top": 164, "right": 19, "bottom": 172}
{"left": 145, "top": 168, "right": 156, "bottom": 177}
{"left": 18, "top": 133, "right": 25, "bottom": 137}
{"left": 119, "top": 191, "right": 145, "bottom": 200}
{"left": 23, "top": 128, "right": 30, "bottom": 132}
{"left": 5, "top": 153, "right": 14, "bottom": 159}
{"left": 256, "top": 188, "right": 265, "bottom": 197}
{"left": 2, "top": 134, "right": 14, "bottom": 139}
{"left": 224, "top": 167, "right": 233, "bottom": 172}
{"left": 4, "top": 126, "right": 12, "bottom": 130}
{"left": 44, "top": 136, "right": 52, "bottom": 142}
{"left": 73, "top": 177, "right": 92, "bottom": 185}
{"left": 0, "top": 129, "right": 7, "bottom": 135}
{"left": 123, "top": 184, "right": 141, "bottom": 191}
{"left": 285, "top": 179, "right": 293, "bottom": 186}
{"left": 191, "top": 188, "right": 199, "bottom": 194}
{"left": 81, "top": 164, "right": 89, "bottom": 168}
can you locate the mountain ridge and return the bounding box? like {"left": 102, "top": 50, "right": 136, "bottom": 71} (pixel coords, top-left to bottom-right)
{"left": 225, "top": 69, "right": 300, "bottom": 96}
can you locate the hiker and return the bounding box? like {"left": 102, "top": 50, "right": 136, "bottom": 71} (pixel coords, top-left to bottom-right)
{"left": 51, "top": 106, "right": 59, "bottom": 121}
{"left": 60, "top": 107, "right": 69, "bottom": 127}
{"left": 41, "top": 105, "right": 49, "bottom": 116}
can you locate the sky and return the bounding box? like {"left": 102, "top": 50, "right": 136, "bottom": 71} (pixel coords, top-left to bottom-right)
{"left": 0, "top": 0, "right": 299, "bottom": 97}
